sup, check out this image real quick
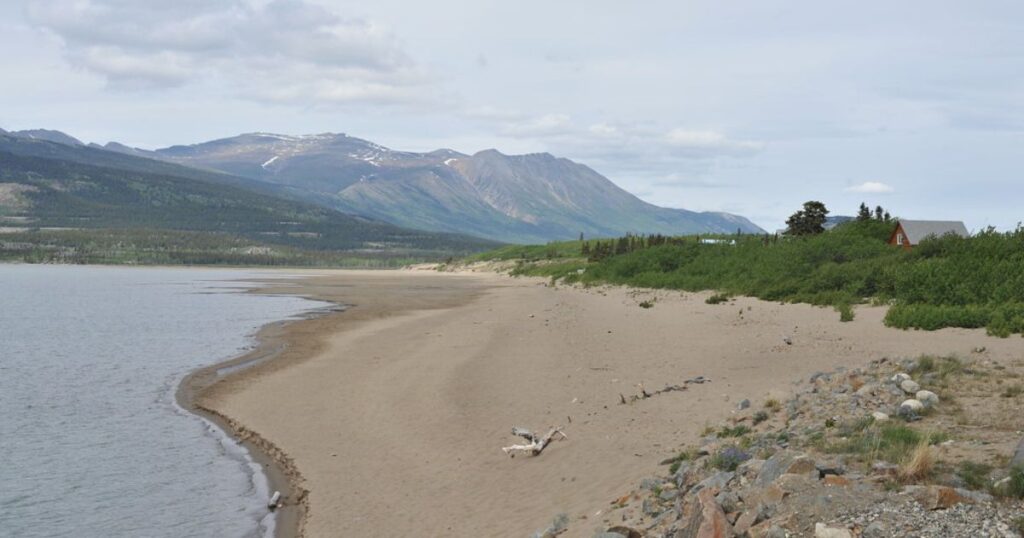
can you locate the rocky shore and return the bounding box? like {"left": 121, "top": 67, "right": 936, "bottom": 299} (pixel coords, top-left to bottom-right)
{"left": 548, "top": 354, "right": 1024, "bottom": 537}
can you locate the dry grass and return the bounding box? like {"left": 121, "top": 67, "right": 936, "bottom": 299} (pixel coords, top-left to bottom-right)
{"left": 899, "top": 440, "right": 935, "bottom": 483}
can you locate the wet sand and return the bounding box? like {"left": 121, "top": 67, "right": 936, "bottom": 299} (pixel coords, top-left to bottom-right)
{"left": 192, "top": 269, "right": 1024, "bottom": 537}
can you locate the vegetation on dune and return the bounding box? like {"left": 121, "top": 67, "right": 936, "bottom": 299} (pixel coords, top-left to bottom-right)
{"left": 473, "top": 202, "right": 1024, "bottom": 336}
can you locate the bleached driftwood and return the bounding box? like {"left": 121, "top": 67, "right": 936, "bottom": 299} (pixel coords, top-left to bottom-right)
{"left": 619, "top": 376, "right": 709, "bottom": 405}
{"left": 268, "top": 491, "right": 282, "bottom": 510}
{"left": 502, "top": 426, "right": 567, "bottom": 457}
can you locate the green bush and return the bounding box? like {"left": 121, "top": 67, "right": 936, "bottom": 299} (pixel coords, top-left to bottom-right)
{"left": 472, "top": 224, "right": 1024, "bottom": 335}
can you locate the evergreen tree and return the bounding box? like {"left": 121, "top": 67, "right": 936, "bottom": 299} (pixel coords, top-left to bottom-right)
{"left": 785, "top": 201, "right": 830, "bottom": 236}
{"left": 857, "top": 203, "right": 872, "bottom": 221}
{"left": 875, "top": 206, "right": 884, "bottom": 220}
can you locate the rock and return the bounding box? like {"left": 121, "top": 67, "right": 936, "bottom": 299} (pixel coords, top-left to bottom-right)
{"left": 915, "top": 389, "right": 939, "bottom": 407}
{"left": 660, "top": 488, "right": 679, "bottom": 501}
{"left": 676, "top": 488, "right": 733, "bottom": 538}
{"left": 1011, "top": 437, "right": 1024, "bottom": 468}
{"left": 641, "top": 478, "right": 661, "bottom": 491}
{"left": 737, "top": 458, "right": 765, "bottom": 479}
{"left": 748, "top": 522, "right": 788, "bottom": 538}
{"left": 774, "top": 472, "right": 816, "bottom": 493}
{"left": 855, "top": 384, "right": 874, "bottom": 397}
{"left": 605, "top": 526, "right": 642, "bottom": 538}
{"left": 898, "top": 399, "right": 924, "bottom": 418}
{"left": 900, "top": 379, "right": 921, "bottom": 394}
{"left": 675, "top": 462, "right": 695, "bottom": 489}
{"left": 823, "top": 475, "right": 851, "bottom": 487}
{"left": 891, "top": 372, "right": 911, "bottom": 384}
{"left": 642, "top": 498, "right": 661, "bottom": 516}
{"left": 956, "top": 487, "right": 994, "bottom": 503}
{"left": 757, "top": 451, "right": 817, "bottom": 486}
{"left": 862, "top": 521, "right": 887, "bottom": 538}
{"left": 908, "top": 485, "right": 972, "bottom": 510}
{"left": 738, "top": 399, "right": 751, "bottom": 410}
{"left": 691, "top": 471, "right": 735, "bottom": 496}
{"left": 871, "top": 461, "right": 899, "bottom": 476}
{"left": 815, "top": 459, "right": 846, "bottom": 477}
{"left": 814, "top": 523, "right": 853, "bottom": 538}
{"left": 870, "top": 411, "right": 890, "bottom": 422}
{"left": 715, "top": 491, "right": 741, "bottom": 513}
{"left": 732, "top": 509, "right": 759, "bottom": 535}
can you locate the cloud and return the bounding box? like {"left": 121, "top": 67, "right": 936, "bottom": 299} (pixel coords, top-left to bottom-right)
{"left": 26, "top": 0, "right": 425, "bottom": 103}
{"left": 845, "top": 181, "right": 895, "bottom": 194}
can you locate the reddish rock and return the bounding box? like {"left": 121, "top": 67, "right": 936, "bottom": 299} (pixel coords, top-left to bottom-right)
{"left": 909, "top": 485, "right": 971, "bottom": 510}
{"left": 823, "top": 475, "right": 851, "bottom": 487}
{"left": 676, "top": 489, "right": 734, "bottom": 538}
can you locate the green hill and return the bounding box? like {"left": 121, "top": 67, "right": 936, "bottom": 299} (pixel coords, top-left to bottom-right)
{"left": 0, "top": 134, "right": 499, "bottom": 265}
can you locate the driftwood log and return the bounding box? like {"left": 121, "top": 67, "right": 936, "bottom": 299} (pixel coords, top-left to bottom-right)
{"left": 502, "top": 426, "right": 567, "bottom": 457}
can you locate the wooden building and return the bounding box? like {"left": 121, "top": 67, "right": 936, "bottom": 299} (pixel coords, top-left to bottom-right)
{"left": 889, "top": 220, "right": 969, "bottom": 250}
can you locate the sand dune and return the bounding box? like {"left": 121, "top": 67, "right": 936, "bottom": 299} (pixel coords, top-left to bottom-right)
{"left": 198, "top": 270, "right": 1024, "bottom": 537}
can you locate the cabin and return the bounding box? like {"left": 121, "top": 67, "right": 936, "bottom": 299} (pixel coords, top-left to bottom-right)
{"left": 889, "top": 220, "right": 969, "bottom": 250}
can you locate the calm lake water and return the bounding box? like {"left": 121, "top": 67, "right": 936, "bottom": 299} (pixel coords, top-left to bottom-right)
{"left": 0, "top": 265, "right": 328, "bottom": 538}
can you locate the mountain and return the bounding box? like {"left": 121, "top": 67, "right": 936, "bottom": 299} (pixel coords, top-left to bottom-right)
{"left": 152, "top": 132, "right": 764, "bottom": 243}
{"left": 0, "top": 133, "right": 499, "bottom": 259}
{"left": 7, "top": 128, "right": 85, "bottom": 147}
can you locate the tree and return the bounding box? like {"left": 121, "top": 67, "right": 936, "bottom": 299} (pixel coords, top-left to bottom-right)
{"left": 785, "top": 201, "right": 829, "bottom": 236}
{"left": 875, "top": 206, "right": 884, "bottom": 220}
{"left": 857, "top": 203, "right": 872, "bottom": 221}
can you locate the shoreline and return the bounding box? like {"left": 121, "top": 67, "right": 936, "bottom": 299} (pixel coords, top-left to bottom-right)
{"left": 176, "top": 279, "right": 347, "bottom": 538}
{"left": 186, "top": 269, "right": 1024, "bottom": 537}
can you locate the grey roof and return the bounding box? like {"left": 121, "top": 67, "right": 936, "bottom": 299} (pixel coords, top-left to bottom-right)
{"left": 899, "top": 220, "right": 969, "bottom": 244}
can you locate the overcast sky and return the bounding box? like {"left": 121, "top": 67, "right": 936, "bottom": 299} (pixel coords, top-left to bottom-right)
{"left": 2, "top": 0, "right": 1022, "bottom": 231}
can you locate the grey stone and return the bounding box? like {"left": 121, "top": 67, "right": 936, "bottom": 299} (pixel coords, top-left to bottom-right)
{"left": 862, "top": 521, "right": 887, "bottom": 538}
{"left": 715, "top": 490, "right": 741, "bottom": 513}
{"left": 900, "top": 379, "right": 921, "bottom": 394}
{"left": 640, "top": 478, "right": 661, "bottom": 491}
{"left": 916, "top": 390, "right": 939, "bottom": 407}
{"left": 738, "top": 398, "right": 751, "bottom": 410}
{"left": 1011, "top": 437, "right": 1024, "bottom": 468}
{"left": 674, "top": 462, "right": 694, "bottom": 489}
{"left": 691, "top": 471, "right": 735, "bottom": 495}
{"left": 757, "top": 451, "right": 816, "bottom": 486}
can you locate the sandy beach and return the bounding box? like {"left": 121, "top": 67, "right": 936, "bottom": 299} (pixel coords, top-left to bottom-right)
{"left": 193, "top": 269, "right": 1024, "bottom": 537}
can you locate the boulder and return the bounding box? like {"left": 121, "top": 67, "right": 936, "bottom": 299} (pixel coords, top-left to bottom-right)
{"left": 900, "top": 379, "right": 921, "bottom": 394}
{"left": 898, "top": 399, "right": 924, "bottom": 418}
{"left": 891, "top": 372, "right": 911, "bottom": 384}
{"left": 676, "top": 488, "right": 733, "bottom": 538}
{"left": 823, "top": 475, "right": 851, "bottom": 487}
{"left": 1011, "top": 437, "right": 1024, "bottom": 468}
{"left": 915, "top": 390, "right": 939, "bottom": 407}
{"left": 907, "top": 485, "right": 971, "bottom": 510}
{"left": 870, "top": 411, "right": 890, "bottom": 422}
{"left": 748, "top": 521, "right": 788, "bottom": 538}
{"left": 814, "top": 523, "right": 853, "bottom": 538}
{"left": 691, "top": 471, "right": 735, "bottom": 496}
{"left": 756, "top": 451, "right": 817, "bottom": 486}
{"left": 605, "top": 526, "right": 642, "bottom": 538}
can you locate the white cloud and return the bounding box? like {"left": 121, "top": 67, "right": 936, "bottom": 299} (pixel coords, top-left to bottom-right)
{"left": 26, "top": 0, "right": 426, "bottom": 103}
{"left": 845, "top": 181, "right": 895, "bottom": 193}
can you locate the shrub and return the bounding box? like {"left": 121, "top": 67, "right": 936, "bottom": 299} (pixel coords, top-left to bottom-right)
{"left": 956, "top": 461, "right": 993, "bottom": 490}
{"left": 898, "top": 441, "right": 934, "bottom": 482}
{"left": 836, "top": 302, "right": 855, "bottom": 322}
{"left": 753, "top": 411, "right": 769, "bottom": 425}
{"left": 718, "top": 425, "right": 752, "bottom": 438}
{"left": 706, "top": 293, "right": 731, "bottom": 305}
{"left": 710, "top": 446, "right": 751, "bottom": 472}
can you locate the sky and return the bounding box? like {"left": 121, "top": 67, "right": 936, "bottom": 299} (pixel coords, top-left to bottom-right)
{"left": 2, "top": 0, "right": 1022, "bottom": 231}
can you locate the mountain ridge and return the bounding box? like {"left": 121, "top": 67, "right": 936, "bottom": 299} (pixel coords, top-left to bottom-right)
{"left": 2, "top": 127, "right": 765, "bottom": 243}
{"left": 148, "top": 131, "right": 766, "bottom": 242}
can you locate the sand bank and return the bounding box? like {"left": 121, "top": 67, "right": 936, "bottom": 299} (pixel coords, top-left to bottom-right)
{"left": 195, "top": 269, "right": 1024, "bottom": 537}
